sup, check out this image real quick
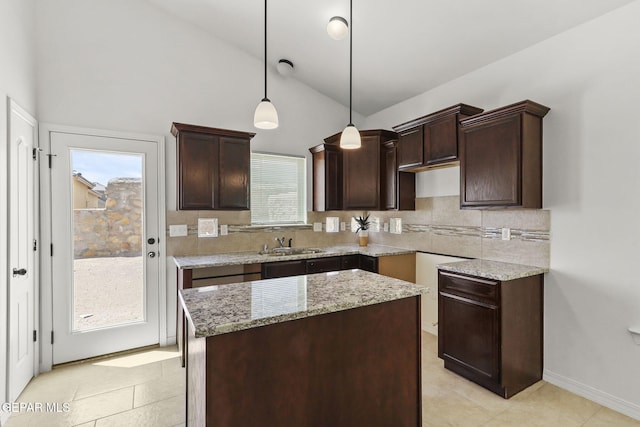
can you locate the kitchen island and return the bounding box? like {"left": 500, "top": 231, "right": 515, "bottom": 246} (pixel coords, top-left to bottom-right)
{"left": 180, "top": 269, "right": 423, "bottom": 426}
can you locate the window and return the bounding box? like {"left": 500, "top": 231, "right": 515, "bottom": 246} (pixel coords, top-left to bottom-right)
{"left": 251, "top": 152, "right": 306, "bottom": 224}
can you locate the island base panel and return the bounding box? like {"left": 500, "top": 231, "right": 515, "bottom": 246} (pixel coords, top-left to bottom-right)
{"left": 187, "top": 296, "right": 421, "bottom": 426}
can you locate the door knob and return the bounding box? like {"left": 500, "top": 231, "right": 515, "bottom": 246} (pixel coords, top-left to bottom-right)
{"left": 147, "top": 251, "right": 156, "bottom": 258}
{"left": 12, "top": 268, "right": 27, "bottom": 276}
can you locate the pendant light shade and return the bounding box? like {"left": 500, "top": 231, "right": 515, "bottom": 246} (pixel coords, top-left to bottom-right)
{"left": 254, "top": 99, "right": 279, "bottom": 129}
{"left": 339, "top": 0, "right": 361, "bottom": 149}
{"left": 254, "top": 0, "right": 278, "bottom": 129}
{"left": 340, "top": 123, "right": 361, "bottom": 149}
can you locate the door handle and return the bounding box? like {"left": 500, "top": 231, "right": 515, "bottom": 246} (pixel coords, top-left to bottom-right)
{"left": 13, "top": 268, "right": 27, "bottom": 276}
{"left": 147, "top": 251, "right": 156, "bottom": 258}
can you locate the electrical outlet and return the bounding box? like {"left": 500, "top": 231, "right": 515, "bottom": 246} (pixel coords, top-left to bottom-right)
{"left": 501, "top": 227, "right": 511, "bottom": 241}
{"left": 169, "top": 224, "right": 187, "bottom": 237}
{"left": 340, "top": 222, "right": 346, "bottom": 231}
{"left": 313, "top": 222, "right": 322, "bottom": 232}
{"left": 220, "top": 224, "right": 228, "bottom": 236}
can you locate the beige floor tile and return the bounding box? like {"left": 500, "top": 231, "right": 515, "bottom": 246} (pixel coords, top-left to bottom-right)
{"left": 66, "top": 387, "right": 134, "bottom": 426}
{"left": 73, "top": 422, "right": 97, "bottom": 427}
{"left": 73, "top": 361, "right": 163, "bottom": 400}
{"left": 133, "top": 370, "right": 186, "bottom": 408}
{"left": 422, "top": 392, "right": 495, "bottom": 426}
{"left": 94, "top": 395, "right": 185, "bottom": 427}
{"left": 583, "top": 406, "right": 640, "bottom": 426}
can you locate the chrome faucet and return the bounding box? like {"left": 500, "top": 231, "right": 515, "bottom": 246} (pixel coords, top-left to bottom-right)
{"left": 275, "top": 237, "right": 286, "bottom": 248}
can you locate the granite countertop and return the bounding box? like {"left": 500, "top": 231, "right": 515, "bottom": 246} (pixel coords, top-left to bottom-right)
{"left": 173, "top": 244, "right": 415, "bottom": 269}
{"left": 180, "top": 269, "right": 423, "bottom": 338}
{"left": 436, "top": 259, "right": 548, "bottom": 281}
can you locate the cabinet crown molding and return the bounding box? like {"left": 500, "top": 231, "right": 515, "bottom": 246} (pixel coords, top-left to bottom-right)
{"left": 392, "top": 103, "right": 484, "bottom": 133}
{"left": 459, "top": 100, "right": 550, "bottom": 128}
{"left": 171, "top": 122, "right": 256, "bottom": 139}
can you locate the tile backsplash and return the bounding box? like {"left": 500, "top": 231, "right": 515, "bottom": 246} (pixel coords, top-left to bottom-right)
{"left": 166, "top": 195, "right": 550, "bottom": 268}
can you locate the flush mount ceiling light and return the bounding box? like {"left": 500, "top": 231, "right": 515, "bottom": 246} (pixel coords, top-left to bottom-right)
{"left": 327, "top": 16, "right": 348, "bottom": 40}
{"left": 276, "top": 59, "right": 294, "bottom": 77}
{"left": 254, "top": 0, "right": 278, "bottom": 129}
{"left": 339, "top": 0, "right": 361, "bottom": 149}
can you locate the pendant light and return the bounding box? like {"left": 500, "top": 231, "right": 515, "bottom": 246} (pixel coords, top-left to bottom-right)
{"left": 254, "top": 0, "right": 278, "bottom": 129}
{"left": 339, "top": 0, "right": 361, "bottom": 149}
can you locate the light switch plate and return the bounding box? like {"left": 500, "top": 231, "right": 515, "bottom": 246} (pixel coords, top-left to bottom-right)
{"left": 169, "top": 224, "right": 188, "bottom": 237}
{"left": 390, "top": 218, "right": 402, "bottom": 234}
{"left": 198, "top": 218, "right": 218, "bottom": 238}
{"left": 383, "top": 223, "right": 389, "bottom": 232}
{"left": 340, "top": 222, "right": 346, "bottom": 231}
{"left": 326, "top": 217, "right": 339, "bottom": 233}
{"left": 220, "top": 224, "right": 228, "bottom": 236}
{"left": 313, "top": 222, "right": 322, "bottom": 232}
{"left": 501, "top": 227, "right": 511, "bottom": 241}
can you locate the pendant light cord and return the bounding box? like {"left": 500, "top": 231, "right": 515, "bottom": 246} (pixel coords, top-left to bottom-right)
{"left": 349, "top": 0, "right": 353, "bottom": 125}
{"left": 264, "top": 0, "right": 268, "bottom": 101}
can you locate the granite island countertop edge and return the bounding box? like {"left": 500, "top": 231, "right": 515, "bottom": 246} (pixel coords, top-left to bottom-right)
{"left": 437, "top": 259, "right": 549, "bottom": 281}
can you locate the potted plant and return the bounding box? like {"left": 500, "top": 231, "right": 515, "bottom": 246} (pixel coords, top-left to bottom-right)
{"left": 353, "top": 213, "right": 370, "bottom": 247}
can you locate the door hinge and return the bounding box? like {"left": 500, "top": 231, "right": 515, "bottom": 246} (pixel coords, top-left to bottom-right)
{"left": 50, "top": 243, "right": 54, "bottom": 256}
{"left": 33, "top": 239, "right": 37, "bottom": 252}
{"left": 33, "top": 330, "right": 37, "bottom": 342}
{"left": 51, "top": 331, "right": 54, "bottom": 344}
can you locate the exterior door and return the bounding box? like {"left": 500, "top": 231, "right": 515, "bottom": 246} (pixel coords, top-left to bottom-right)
{"left": 8, "top": 99, "right": 37, "bottom": 401}
{"left": 49, "top": 130, "right": 161, "bottom": 364}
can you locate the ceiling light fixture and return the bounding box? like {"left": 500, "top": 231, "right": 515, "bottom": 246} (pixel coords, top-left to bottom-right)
{"left": 276, "top": 59, "right": 294, "bottom": 77}
{"left": 254, "top": 0, "right": 278, "bottom": 129}
{"left": 327, "top": 16, "right": 348, "bottom": 40}
{"left": 339, "top": 0, "right": 361, "bottom": 149}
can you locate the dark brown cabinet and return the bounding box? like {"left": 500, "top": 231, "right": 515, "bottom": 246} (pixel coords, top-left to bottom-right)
{"left": 312, "top": 129, "right": 414, "bottom": 211}
{"left": 262, "top": 254, "right": 381, "bottom": 279}
{"left": 393, "top": 103, "right": 483, "bottom": 171}
{"left": 309, "top": 143, "right": 342, "bottom": 211}
{"left": 459, "top": 100, "right": 550, "bottom": 209}
{"left": 172, "top": 122, "right": 255, "bottom": 210}
{"left": 438, "top": 270, "right": 543, "bottom": 398}
{"left": 261, "top": 260, "right": 308, "bottom": 279}
{"left": 359, "top": 255, "right": 378, "bottom": 273}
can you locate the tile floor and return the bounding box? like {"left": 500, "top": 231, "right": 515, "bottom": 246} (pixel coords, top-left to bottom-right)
{"left": 4, "top": 332, "right": 640, "bottom": 426}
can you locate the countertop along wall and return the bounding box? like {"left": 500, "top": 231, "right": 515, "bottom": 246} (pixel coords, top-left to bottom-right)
{"left": 363, "top": 1, "right": 640, "bottom": 419}
{"left": 0, "top": 0, "right": 36, "bottom": 422}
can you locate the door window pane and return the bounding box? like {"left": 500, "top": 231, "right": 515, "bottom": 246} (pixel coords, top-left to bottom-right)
{"left": 71, "top": 150, "right": 145, "bottom": 331}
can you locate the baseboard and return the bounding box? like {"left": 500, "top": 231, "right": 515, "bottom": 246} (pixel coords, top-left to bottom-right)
{"left": 543, "top": 369, "right": 640, "bottom": 421}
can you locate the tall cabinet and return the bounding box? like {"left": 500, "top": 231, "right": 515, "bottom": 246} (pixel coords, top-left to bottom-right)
{"left": 171, "top": 123, "right": 255, "bottom": 210}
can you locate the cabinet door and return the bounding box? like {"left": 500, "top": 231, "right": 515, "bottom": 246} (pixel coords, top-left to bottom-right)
{"left": 306, "top": 256, "right": 341, "bottom": 274}
{"left": 397, "top": 127, "right": 423, "bottom": 169}
{"left": 382, "top": 142, "right": 398, "bottom": 210}
{"left": 341, "top": 255, "right": 360, "bottom": 270}
{"left": 343, "top": 135, "right": 380, "bottom": 210}
{"left": 424, "top": 115, "right": 457, "bottom": 165}
{"left": 218, "top": 136, "right": 250, "bottom": 210}
{"left": 261, "top": 260, "right": 307, "bottom": 279}
{"left": 359, "top": 255, "right": 378, "bottom": 273}
{"left": 438, "top": 292, "right": 500, "bottom": 381}
{"left": 178, "top": 132, "right": 217, "bottom": 210}
{"left": 460, "top": 115, "right": 521, "bottom": 208}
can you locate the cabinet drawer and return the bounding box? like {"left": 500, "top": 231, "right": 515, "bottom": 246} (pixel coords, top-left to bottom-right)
{"left": 262, "top": 260, "right": 307, "bottom": 279}
{"left": 306, "top": 256, "right": 341, "bottom": 274}
{"left": 438, "top": 271, "right": 498, "bottom": 305}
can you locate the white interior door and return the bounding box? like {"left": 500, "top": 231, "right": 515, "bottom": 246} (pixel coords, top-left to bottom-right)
{"left": 50, "top": 131, "right": 161, "bottom": 364}
{"left": 8, "top": 99, "right": 37, "bottom": 401}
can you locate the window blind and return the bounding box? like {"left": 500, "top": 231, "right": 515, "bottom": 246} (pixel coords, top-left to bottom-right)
{"left": 251, "top": 152, "right": 306, "bottom": 224}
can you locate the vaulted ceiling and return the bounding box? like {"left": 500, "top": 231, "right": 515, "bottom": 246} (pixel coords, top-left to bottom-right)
{"left": 147, "top": 0, "right": 635, "bottom": 116}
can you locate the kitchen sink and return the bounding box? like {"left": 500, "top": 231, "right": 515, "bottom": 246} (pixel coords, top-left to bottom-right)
{"left": 262, "top": 247, "right": 324, "bottom": 256}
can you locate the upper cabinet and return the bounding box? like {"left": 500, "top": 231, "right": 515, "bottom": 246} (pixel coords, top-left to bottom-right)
{"left": 309, "top": 143, "right": 342, "bottom": 211}
{"left": 393, "top": 103, "right": 484, "bottom": 171}
{"left": 459, "top": 100, "right": 550, "bottom": 209}
{"left": 171, "top": 123, "right": 255, "bottom": 210}
{"left": 310, "top": 130, "right": 415, "bottom": 211}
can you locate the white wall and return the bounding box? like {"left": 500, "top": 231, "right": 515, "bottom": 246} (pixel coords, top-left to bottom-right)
{"left": 364, "top": 1, "right": 640, "bottom": 418}
{"left": 0, "top": 0, "right": 36, "bottom": 422}
{"left": 35, "top": 0, "right": 359, "bottom": 345}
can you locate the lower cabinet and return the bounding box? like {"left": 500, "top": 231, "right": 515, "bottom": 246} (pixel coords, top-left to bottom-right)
{"left": 262, "top": 254, "right": 381, "bottom": 279}
{"left": 438, "top": 270, "right": 543, "bottom": 398}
